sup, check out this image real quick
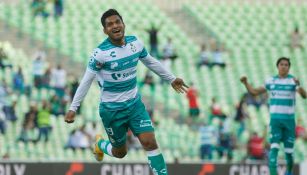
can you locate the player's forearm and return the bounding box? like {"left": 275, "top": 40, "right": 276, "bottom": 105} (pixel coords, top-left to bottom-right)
{"left": 69, "top": 69, "right": 96, "bottom": 112}
{"left": 298, "top": 87, "right": 307, "bottom": 99}
{"left": 244, "top": 83, "right": 259, "bottom": 96}
{"left": 140, "top": 55, "right": 176, "bottom": 83}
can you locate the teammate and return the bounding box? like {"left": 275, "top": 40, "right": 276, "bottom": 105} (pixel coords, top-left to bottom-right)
{"left": 240, "top": 57, "right": 306, "bottom": 175}
{"left": 64, "top": 9, "right": 188, "bottom": 175}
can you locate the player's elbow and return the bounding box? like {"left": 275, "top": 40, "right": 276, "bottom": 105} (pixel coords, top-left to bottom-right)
{"left": 250, "top": 91, "right": 259, "bottom": 96}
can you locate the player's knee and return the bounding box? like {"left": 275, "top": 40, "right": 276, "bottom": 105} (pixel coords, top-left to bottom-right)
{"left": 113, "top": 148, "right": 127, "bottom": 158}
{"left": 140, "top": 137, "right": 158, "bottom": 150}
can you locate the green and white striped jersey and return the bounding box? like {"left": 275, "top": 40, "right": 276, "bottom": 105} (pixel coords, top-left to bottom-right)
{"left": 69, "top": 35, "right": 175, "bottom": 112}
{"left": 88, "top": 36, "right": 147, "bottom": 109}
{"left": 265, "top": 74, "right": 297, "bottom": 120}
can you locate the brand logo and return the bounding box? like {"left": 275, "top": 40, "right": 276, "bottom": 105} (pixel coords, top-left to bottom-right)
{"left": 101, "top": 164, "right": 150, "bottom": 175}
{"left": 111, "top": 62, "right": 118, "bottom": 69}
{"left": 110, "top": 51, "right": 116, "bottom": 58}
{"left": 198, "top": 164, "right": 214, "bottom": 175}
{"left": 65, "top": 163, "right": 84, "bottom": 175}
{"left": 140, "top": 120, "right": 152, "bottom": 128}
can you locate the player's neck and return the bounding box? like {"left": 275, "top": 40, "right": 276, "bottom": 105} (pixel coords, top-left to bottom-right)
{"left": 109, "top": 38, "right": 125, "bottom": 47}
{"left": 278, "top": 73, "right": 288, "bottom": 78}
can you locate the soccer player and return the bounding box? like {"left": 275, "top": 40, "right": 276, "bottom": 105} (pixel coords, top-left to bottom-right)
{"left": 240, "top": 57, "right": 306, "bottom": 175}
{"left": 64, "top": 9, "right": 188, "bottom": 175}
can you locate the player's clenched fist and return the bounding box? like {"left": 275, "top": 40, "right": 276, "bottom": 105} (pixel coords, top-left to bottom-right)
{"left": 65, "top": 110, "right": 76, "bottom": 123}
{"left": 240, "top": 76, "right": 248, "bottom": 84}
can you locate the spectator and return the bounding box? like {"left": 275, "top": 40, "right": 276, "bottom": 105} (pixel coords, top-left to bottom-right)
{"left": 50, "top": 94, "right": 66, "bottom": 116}
{"left": 12, "top": 67, "right": 24, "bottom": 94}
{"left": 234, "top": 94, "right": 249, "bottom": 137}
{"left": 139, "top": 71, "right": 155, "bottom": 93}
{"left": 211, "top": 47, "right": 226, "bottom": 68}
{"left": 296, "top": 118, "right": 307, "bottom": 141}
{"left": 54, "top": 0, "right": 63, "bottom": 18}
{"left": 162, "top": 37, "right": 177, "bottom": 63}
{"left": 290, "top": 27, "right": 304, "bottom": 50}
{"left": 2, "top": 153, "right": 9, "bottom": 160}
{"left": 210, "top": 97, "right": 227, "bottom": 121}
{"left": 31, "top": 0, "right": 49, "bottom": 18}
{"left": 74, "top": 124, "right": 91, "bottom": 150}
{"left": 65, "top": 129, "right": 77, "bottom": 150}
{"left": 217, "top": 132, "right": 235, "bottom": 161}
{"left": 69, "top": 78, "right": 79, "bottom": 100}
{"left": 42, "top": 67, "right": 51, "bottom": 89}
{"left": 199, "top": 123, "right": 217, "bottom": 160}
{"left": 186, "top": 83, "right": 200, "bottom": 118}
{"left": 18, "top": 103, "right": 38, "bottom": 142}
{"left": 246, "top": 131, "right": 266, "bottom": 160}
{"left": 159, "top": 57, "right": 171, "bottom": 84}
{"left": 32, "top": 56, "right": 45, "bottom": 89}
{"left": 146, "top": 24, "right": 160, "bottom": 57}
{"left": 35, "top": 100, "right": 51, "bottom": 143}
{"left": 0, "top": 47, "right": 12, "bottom": 70}
{"left": 85, "top": 122, "right": 99, "bottom": 143}
{"left": 69, "top": 78, "right": 81, "bottom": 114}
{"left": 3, "top": 100, "right": 17, "bottom": 122}
{"left": 0, "top": 106, "right": 6, "bottom": 134}
{"left": 51, "top": 64, "right": 67, "bottom": 98}
{"left": 65, "top": 125, "right": 91, "bottom": 151}
{"left": 197, "top": 44, "right": 211, "bottom": 69}
{"left": 244, "top": 92, "right": 268, "bottom": 109}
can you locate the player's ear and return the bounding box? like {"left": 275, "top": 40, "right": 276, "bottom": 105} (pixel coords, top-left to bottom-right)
{"left": 103, "top": 28, "right": 107, "bottom": 35}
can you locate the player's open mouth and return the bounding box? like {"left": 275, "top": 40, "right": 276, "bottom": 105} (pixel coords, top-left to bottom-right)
{"left": 112, "top": 29, "right": 121, "bottom": 34}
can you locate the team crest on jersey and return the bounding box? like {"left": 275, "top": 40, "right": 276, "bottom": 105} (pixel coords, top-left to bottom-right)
{"left": 130, "top": 43, "right": 137, "bottom": 52}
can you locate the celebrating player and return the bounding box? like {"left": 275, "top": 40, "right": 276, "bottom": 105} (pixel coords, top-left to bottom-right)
{"left": 240, "top": 57, "right": 306, "bottom": 175}
{"left": 64, "top": 9, "right": 188, "bottom": 175}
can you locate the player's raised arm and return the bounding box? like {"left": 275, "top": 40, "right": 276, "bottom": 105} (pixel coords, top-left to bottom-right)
{"left": 64, "top": 69, "right": 96, "bottom": 123}
{"left": 140, "top": 54, "right": 188, "bottom": 93}
{"left": 294, "top": 78, "right": 307, "bottom": 99}
{"left": 240, "top": 76, "right": 266, "bottom": 96}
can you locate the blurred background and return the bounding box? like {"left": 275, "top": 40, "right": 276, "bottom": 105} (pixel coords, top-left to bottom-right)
{"left": 0, "top": 0, "right": 306, "bottom": 174}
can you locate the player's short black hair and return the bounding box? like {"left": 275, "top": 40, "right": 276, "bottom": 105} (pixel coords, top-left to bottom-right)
{"left": 101, "top": 9, "right": 123, "bottom": 28}
{"left": 276, "top": 57, "right": 291, "bottom": 67}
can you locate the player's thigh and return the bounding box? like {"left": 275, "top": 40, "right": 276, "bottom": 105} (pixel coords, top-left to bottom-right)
{"left": 269, "top": 119, "right": 283, "bottom": 144}
{"left": 128, "top": 100, "right": 154, "bottom": 136}
{"left": 282, "top": 119, "right": 296, "bottom": 149}
{"left": 99, "top": 105, "right": 129, "bottom": 148}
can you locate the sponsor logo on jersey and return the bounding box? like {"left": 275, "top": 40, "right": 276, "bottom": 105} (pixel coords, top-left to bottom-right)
{"left": 111, "top": 70, "right": 136, "bottom": 80}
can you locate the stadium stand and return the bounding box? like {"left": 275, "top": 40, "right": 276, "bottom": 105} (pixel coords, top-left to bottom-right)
{"left": 0, "top": 0, "right": 307, "bottom": 164}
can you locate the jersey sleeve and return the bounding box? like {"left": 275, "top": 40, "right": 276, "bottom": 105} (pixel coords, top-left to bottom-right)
{"left": 135, "top": 36, "right": 149, "bottom": 59}
{"left": 87, "top": 48, "right": 104, "bottom": 73}
{"left": 264, "top": 78, "right": 271, "bottom": 90}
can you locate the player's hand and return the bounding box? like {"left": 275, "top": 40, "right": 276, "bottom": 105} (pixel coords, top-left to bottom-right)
{"left": 171, "top": 78, "right": 189, "bottom": 93}
{"left": 293, "top": 78, "right": 300, "bottom": 86}
{"left": 65, "top": 110, "right": 76, "bottom": 123}
{"left": 240, "top": 76, "right": 248, "bottom": 84}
